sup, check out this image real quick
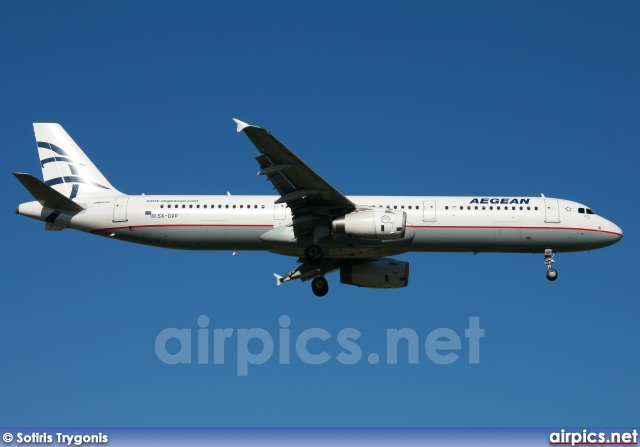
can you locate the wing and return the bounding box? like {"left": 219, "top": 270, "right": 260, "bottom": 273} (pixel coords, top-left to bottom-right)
{"left": 234, "top": 119, "right": 355, "bottom": 236}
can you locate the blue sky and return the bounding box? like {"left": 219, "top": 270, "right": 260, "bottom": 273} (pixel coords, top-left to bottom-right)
{"left": 1, "top": 1, "right": 638, "bottom": 427}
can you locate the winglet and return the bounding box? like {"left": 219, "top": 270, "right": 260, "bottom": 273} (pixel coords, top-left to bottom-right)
{"left": 273, "top": 273, "right": 283, "bottom": 286}
{"left": 233, "top": 118, "right": 252, "bottom": 133}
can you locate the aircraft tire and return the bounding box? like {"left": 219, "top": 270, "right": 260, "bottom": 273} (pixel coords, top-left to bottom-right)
{"left": 311, "top": 276, "right": 329, "bottom": 297}
{"left": 546, "top": 268, "right": 558, "bottom": 281}
{"left": 305, "top": 244, "right": 323, "bottom": 264}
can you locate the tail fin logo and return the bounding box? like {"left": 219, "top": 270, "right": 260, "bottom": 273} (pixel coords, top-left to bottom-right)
{"left": 38, "top": 141, "right": 110, "bottom": 199}
{"left": 38, "top": 141, "right": 87, "bottom": 169}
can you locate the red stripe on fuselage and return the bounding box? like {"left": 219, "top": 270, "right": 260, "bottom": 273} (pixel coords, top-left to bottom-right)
{"left": 90, "top": 223, "right": 273, "bottom": 234}
{"left": 408, "top": 225, "right": 622, "bottom": 237}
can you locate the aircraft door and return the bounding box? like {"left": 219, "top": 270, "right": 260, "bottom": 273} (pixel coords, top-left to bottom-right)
{"left": 544, "top": 199, "right": 560, "bottom": 223}
{"left": 422, "top": 200, "right": 436, "bottom": 221}
{"left": 113, "top": 196, "right": 129, "bottom": 222}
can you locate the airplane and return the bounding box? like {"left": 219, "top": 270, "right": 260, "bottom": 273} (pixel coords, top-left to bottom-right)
{"left": 14, "top": 120, "right": 623, "bottom": 296}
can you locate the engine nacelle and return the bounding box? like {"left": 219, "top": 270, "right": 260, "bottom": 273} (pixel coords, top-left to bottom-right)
{"left": 332, "top": 209, "right": 406, "bottom": 240}
{"left": 340, "top": 259, "right": 410, "bottom": 289}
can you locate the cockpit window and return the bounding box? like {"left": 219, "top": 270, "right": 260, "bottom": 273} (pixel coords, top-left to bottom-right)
{"left": 586, "top": 208, "right": 596, "bottom": 215}
{"left": 578, "top": 208, "right": 585, "bottom": 214}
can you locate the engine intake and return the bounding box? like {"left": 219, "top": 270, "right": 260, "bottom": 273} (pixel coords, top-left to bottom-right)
{"left": 340, "top": 258, "right": 409, "bottom": 289}
{"left": 332, "top": 209, "right": 406, "bottom": 240}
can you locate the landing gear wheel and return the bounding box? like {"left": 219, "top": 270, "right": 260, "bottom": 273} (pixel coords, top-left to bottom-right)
{"left": 546, "top": 268, "right": 558, "bottom": 281}
{"left": 311, "top": 276, "right": 329, "bottom": 297}
{"left": 305, "top": 244, "right": 323, "bottom": 265}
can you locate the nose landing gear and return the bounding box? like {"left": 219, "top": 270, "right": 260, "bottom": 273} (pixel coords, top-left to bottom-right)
{"left": 544, "top": 249, "right": 558, "bottom": 281}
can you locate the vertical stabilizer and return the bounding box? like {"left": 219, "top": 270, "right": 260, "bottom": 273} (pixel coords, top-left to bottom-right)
{"left": 34, "top": 123, "right": 121, "bottom": 198}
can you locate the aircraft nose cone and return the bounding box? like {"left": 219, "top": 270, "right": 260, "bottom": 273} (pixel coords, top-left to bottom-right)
{"left": 611, "top": 223, "right": 623, "bottom": 240}
{"left": 593, "top": 219, "right": 623, "bottom": 249}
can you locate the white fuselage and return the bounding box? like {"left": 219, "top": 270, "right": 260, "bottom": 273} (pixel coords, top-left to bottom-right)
{"left": 17, "top": 194, "right": 623, "bottom": 258}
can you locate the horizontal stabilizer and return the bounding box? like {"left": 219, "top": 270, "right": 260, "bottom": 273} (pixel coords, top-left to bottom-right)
{"left": 14, "top": 172, "right": 85, "bottom": 211}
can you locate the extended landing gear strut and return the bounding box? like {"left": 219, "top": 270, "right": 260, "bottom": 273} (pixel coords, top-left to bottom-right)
{"left": 305, "top": 244, "right": 328, "bottom": 296}
{"left": 311, "top": 276, "right": 329, "bottom": 297}
{"left": 544, "top": 249, "right": 558, "bottom": 281}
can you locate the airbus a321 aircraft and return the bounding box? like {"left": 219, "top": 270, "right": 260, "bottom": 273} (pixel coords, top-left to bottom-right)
{"left": 14, "top": 120, "right": 623, "bottom": 296}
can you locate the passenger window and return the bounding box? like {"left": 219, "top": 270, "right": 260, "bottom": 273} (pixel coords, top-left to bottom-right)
{"left": 408, "top": 206, "right": 412, "bottom": 209}
{"left": 225, "top": 205, "right": 229, "bottom": 209}
{"left": 182, "top": 205, "right": 186, "bottom": 209}
{"left": 416, "top": 206, "right": 419, "bottom": 210}
{"left": 160, "top": 204, "right": 164, "bottom": 208}
{"left": 445, "top": 206, "right": 449, "bottom": 210}
{"left": 240, "top": 205, "right": 243, "bottom": 209}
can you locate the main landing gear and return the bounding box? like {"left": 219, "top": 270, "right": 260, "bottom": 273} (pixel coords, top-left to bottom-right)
{"left": 305, "top": 244, "right": 329, "bottom": 296}
{"left": 305, "top": 244, "right": 323, "bottom": 264}
{"left": 311, "top": 276, "right": 329, "bottom": 297}
{"left": 544, "top": 249, "right": 558, "bottom": 281}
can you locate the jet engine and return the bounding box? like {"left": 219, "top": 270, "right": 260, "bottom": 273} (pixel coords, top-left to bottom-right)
{"left": 332, "top": 209, "right": 406, "bottom": 240}
{"left": 340, "top": 258, "right": 409, "bottom": 289}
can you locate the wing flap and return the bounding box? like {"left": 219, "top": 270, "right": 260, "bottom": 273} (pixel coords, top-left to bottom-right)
{"left": 277, "top": 259, "right": 339, "bottom": 284}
